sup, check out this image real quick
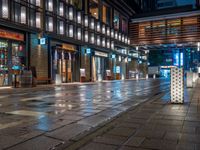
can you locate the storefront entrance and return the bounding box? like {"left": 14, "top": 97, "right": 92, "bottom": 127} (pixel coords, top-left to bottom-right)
{"left": 0, "top": 40, "right": 25, "bottom": 86}
{"left": 52, "top": 43, "right": 78, "bottom": 84}
{"left": 92, "top": 51, "right": 108, "bottom": 81}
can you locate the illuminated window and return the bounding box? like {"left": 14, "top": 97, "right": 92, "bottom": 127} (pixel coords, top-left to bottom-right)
{"left": 85, "top": 30, "right": 89, "bottom": 42}
{"left": 58, "top": 21, "right": 64, "bottom": 35}
{"left": 46, "top": 16, "right": 53, "bottom": 32}
{"left": 69, "top": 7, "right": 73, "bottom": 20}
{"left": 122, "top": 18, "right": 128, "bottom": 33}
{"left": 59, "top": 2, "right": 64, "bottom": 16}
{"left": 89, "top": 0, "right": 99, "bottom": 19}
{"left": 114, "top": 10, "right": 119, "bottom": 30}
{"left": 90, "top": 33, "right": 95, "bottom": 44}
{"left": 2, "top": 0, "right": 9, "bottom": 19}
{"left": 102, "top": 5, "right": 107, "bottom": 24}
{"left": 69, "top": 25, "right": 73, "bottom": 37}
{"left": 77, "top": 28, "right": 81, "bottom": 40}
{"left": 21, "top": 6, "right": 26, "bottom": 24}
{"left": 47, "top": 0, "right": 53, "bottom": 11}
{"left": 36, "top": 12, "right": 41, "bottom": 28}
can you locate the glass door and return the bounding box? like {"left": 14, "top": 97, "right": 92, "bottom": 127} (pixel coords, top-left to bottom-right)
{"left": 0, "top": 41, "right": 9, "bottom": 86}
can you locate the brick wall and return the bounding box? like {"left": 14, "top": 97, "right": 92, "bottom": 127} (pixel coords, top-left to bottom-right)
{"left": 30, "top": 34, "right": 48, "bottom": 78}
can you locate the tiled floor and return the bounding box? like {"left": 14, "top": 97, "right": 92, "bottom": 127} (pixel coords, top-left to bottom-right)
{"left": 70, "top": 81, "right": 200, "bottom": 150}
{"left": 0, "top": 79, "right": 170, "bottom": 150}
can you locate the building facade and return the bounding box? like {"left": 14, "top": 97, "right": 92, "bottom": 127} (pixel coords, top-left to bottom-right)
{"left": 0, "top": 0, "right": 145, "bottom": 87}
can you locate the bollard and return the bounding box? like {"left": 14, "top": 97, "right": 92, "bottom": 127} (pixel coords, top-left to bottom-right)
{"left": 146, "top": 74, "right": 148, "bottom": 79}
{"left": 153, "top": 74, "right": 156, "bottom": 79}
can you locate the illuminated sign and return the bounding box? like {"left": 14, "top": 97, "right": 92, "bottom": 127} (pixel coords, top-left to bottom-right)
{"left": 62, "top": 43, "right": 76, "bottom": 51}
{"left": 0, "top": 29, "right": 24, "bottom": 41}
{"left": 39, "top": 38, "right": 46, "bottom": 45}
{"left": 116, "top": 66, "right": 120, "bottom": 73}
{"left": 95, "top": 51, "right": 108, "bottom": 57}
{"left": 86, "top": 48, "right": 91, "bottom": 54}
{"left": 111, "top": 54, "right": 116, "bottom": 59}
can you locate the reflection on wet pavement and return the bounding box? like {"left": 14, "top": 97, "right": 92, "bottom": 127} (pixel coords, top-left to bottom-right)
{"left": 0, "top": 79, "right": 170, "bottom": 150}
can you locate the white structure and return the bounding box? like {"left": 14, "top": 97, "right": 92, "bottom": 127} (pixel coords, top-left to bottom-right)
{"left": 170, "top": 67, "right": 184, "bottom": 103}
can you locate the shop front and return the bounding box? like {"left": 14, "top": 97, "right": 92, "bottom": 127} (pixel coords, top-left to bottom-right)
{"left": 0, "top": 28, "right": 25, "bottom": 87}
{"left": 92, "top": 51, "right": 109, "bottom": 82}
{"left": 52, "top": 42, "right": 79, "bottom": 84}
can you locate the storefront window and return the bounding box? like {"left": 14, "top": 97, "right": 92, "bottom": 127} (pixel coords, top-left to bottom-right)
{"left": 1, "top": 0, "right": 9, "bottom": 19}
{"left": 0, "top": 40, "right": 25, "bottom": 87}
{"left": 114, "top": 10, "right": 119, "bottom": 30}
{"left": 89, "top": 0, "right": 99, "bottom": 19}
{"left": 0, "top": 41, "right": 8, "bottom": 86}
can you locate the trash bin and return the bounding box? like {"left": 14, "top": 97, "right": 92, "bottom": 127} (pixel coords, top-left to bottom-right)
{"left": 20, "top": 70, "right": 32, "bottom": 88}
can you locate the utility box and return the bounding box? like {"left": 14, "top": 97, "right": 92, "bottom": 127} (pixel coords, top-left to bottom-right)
{"left": 170, "top": 68, "right": 184, "bottom": 104}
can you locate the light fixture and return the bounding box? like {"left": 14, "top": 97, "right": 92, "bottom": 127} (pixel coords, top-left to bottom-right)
{"left": 136, "top": 46, "right": 139, "bottom": 51}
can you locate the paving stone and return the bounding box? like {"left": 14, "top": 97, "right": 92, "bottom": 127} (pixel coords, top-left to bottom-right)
{"left": 135, "top": 130, "right": 165, "bottom": 139}
{"left": 124, "top": 136, "right": 145, "bottom": 147}
{"left": 176, "top": 142, "right": 196, "bottom": 150}
{"left": 107, "top": 127, "right": 136, "bottom": 137}
{"left": 79, "top": 142, "right": 118, "bottom": 150}
{"left": 179, "top": 133, "right": 200, "bottom": 144}
{"left": 46, "top": 123, "right": 91, "bottom": 141}
{"left": 7, "top": 136, "right": 64, "bottom": 150}
{"left": 164, "top": 131, "right": 181, "bottom": 142}
{"left": 119, "top": 146, "right": 148, "bottom": 150}
{"left": 93, "top": 134, "right": 127, "bottom": 146}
